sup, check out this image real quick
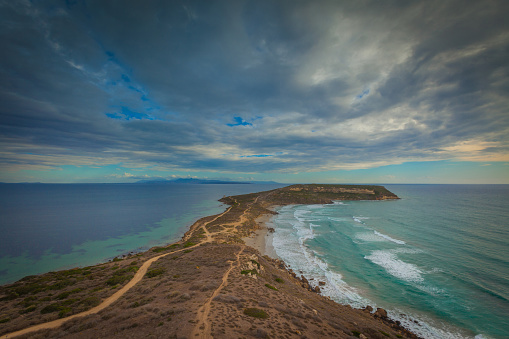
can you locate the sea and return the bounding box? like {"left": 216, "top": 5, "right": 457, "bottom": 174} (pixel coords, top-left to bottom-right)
{"left": 271, "top": 184, "right": 509, "bottom": 338}
{"left": 0, "top": 183, "right": 285, "bottom": 286}
{"left": 0, "top": 184, "right": 507, "bottom": 338}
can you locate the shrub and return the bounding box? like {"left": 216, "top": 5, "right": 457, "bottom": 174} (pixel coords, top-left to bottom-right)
{"left": 48, "top": 280, "right": 75, "bottom": 290}
{"left": 152, "top": 247, "right": 166, "bottom": 253}
{"left": 380, "top": 330, "right": 390, "bottom": 337}
{"left": 352, "top": 331, "right": 361, "bottom": 337}
{"left": 41, "top": 303, "right": 61, "bottom": 314}
{"left": 81, "top": 296, "right": 101, "bottom": 307}
{"left": 20, "top": 305, "right": 37, "bottom": 314}
{"left": 243, "top": 308, "right": 268, "bottom": 319}
{"left": 56, "top": 291, "right": 71, "bottom": 300}
{"left": 0, "top": 317, "right": 10, "bottom": 323}
{"left": 183, "top": 242, "right": 195, "bottom": 248}
{"left": 183, "top": 249, "right": 193, "bottom": 253}
{"left": 241, "top": 269, "right": 257, "bottom": 275}
{"left": 58, "top": 307, "right": 72, "bottom": 318}
{"left": 146, "top": 268, "right": 165, "bottom": 278}
{"left": 106, "top": 275, "right": 130, "bottom": 286}
{"left": 275, "top": 277, "right": 284, "bottom": 283}
{"left": 265, "top": 284, "right": 278, "bottom": 291}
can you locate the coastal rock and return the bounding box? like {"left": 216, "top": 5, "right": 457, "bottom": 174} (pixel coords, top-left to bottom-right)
{"left": 374, "top": 308, "right": 388, "bottom": 319}
{"left": 363, "top": 306, "right": 373, "bottom": 313}
{"left": 314, "top": 286, "right": 321, "bottom": 293}
{"left": 319, "top": 281, "right": 326, "bottom": 286}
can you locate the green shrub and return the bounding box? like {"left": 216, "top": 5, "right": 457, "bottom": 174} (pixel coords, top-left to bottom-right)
{"left": 243, "top": 308, "right": 268, "bottom": 319}
{"left": 352, "top": 331, "right": 361, "bottom": 337}
{"left": 61, "top": 298, "right": 78, "bottom": 306}
{"left": 241, "top": 269, "right": 257, "bottom": 275}
{"left": 48, "top": 280, "right": 74, "bottom": 290}
{"left": 250, "top": 260, "right": 260, "bottom": 268}
{"left": 183, "top": 249, "right": 193, "bottom": 253}
{"left": 169, "top": 243, "right": 180, "bottom": 249}
{"left": 20, "top": 305, "right": 37, "bottom": 314}
{"left": 275, "top": 277, "right": 285, "bottom": 283}
{"left": 0, "top": 317, "right": 10, "bottom": 323}
{"left": 56, "top": 291, "right": 71, "bottom": 300}
{"left": 265, "top": 284, "right": 278, "bottom": 291}
{"left": 183, "top": 242, "right": 195, "bottom": 248}
{"left": 106, "top": 275, "right": 130, "bottom": 286}
{"left": 40, "top": 303, "right": 61, "bottom": 314}
{"left": 81, "top": 296, "right": 101, "bottom": 307}
{"left": 58, "top": 307, "right": 72, "bottom": 318}
{"left": 152, "top": 247, "right": 166, "bottom": 253}
{"left": 146, "top": 268, "right": 165, "bottom": 278}
{"left": 380, "top": 330, "right": 390, "bottom": 337}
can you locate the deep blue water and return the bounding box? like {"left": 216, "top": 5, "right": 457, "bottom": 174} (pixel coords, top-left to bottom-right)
{"left": 0, "top": 183, "right": 285, "bottom": 285}
{"left": 271, "top": 184, "right": 509, "bottom": 338}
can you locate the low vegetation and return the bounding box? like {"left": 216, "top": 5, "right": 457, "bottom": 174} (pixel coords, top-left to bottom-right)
{"left": 243, "top": 308, "right": 268, "bottom": 319}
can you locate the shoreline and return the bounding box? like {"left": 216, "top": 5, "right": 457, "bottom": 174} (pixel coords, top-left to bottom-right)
{"left": 1, "top": 184, "right": 419, "bottom": 339}
{"left": 242, "top": 210, "right": 280, "bottom": 260}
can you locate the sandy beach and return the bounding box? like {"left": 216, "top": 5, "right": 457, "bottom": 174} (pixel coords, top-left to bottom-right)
{"left": 242, "top": 210, "right": 280, "bottom": 259}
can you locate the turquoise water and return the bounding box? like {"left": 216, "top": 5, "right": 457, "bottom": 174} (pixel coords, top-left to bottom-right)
{"left": 0, "top": 183, "right": 285, "bottom": 285}
{"left": 271, "top": 185, "right": 509, "bottom": 338}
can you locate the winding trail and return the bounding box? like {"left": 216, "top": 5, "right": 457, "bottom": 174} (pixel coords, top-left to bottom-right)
{"left": 1, "top": 199, "right": 242, "bottom": 339}
{"left": 2, "top": 194, "right": 265, "bottom": 338}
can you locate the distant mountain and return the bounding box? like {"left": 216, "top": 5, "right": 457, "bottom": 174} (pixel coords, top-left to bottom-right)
{"left": 136, "top": 178, "right": 248, "bottom": 184}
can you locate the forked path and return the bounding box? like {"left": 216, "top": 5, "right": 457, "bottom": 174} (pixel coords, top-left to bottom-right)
{"left": 2, "top": 195, "right": 263, "bottom": 338}
{"left": 191, "top": 245, "right": 245, "bottom": 338}
{"left": 2, "top": 200, "right": 241, "bottom": 338}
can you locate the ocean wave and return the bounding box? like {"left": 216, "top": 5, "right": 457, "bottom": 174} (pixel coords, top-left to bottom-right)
{"left": 355, "top": 232, "right": 387, "bottom": 242}
{"left": 373, "top": 230, "right": 406, "bottom": 244}
{"left": 365, "top": 249, "right": 424, "bottom": 283}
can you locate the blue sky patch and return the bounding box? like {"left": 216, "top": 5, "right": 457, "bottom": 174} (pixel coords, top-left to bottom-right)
{"left": 106, "top": 106, "right": 153, "bottom": 121}
{"left": 227, "top": 117, "right": 252, "bottom": 127}
{"left": 240, "top": 154, "right": 274, "bottom": 158}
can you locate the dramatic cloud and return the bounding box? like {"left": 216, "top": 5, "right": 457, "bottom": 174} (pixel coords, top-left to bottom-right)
{"left": 0, "top": 0, "right": 508, "bottom": 182}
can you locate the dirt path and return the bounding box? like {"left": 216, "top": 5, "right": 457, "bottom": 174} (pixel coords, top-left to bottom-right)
{"left": 191, "top": 245, "right": 245, "bottom": 338}
{"left": 1, "top": 248, "right": 183, "bottom": 338}
{"left": 2, "top": 195, "right": 260, "bottom": 338}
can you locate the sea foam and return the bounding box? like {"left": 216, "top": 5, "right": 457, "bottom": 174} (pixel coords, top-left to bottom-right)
{"left": 365, "top": 249, "right": 424, "bottom": 283}
{"left": 373, "top": 230, "right": 406, "bottom": 244}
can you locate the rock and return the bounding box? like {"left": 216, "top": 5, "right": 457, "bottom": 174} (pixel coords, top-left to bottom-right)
{"left": 374, "top": 308, "right": 388, "bottom": 319}
{"left": 314, "top": 286, "right": 321, "bottom": 293}
{"left": 319, "top": 281, "right": 326, "bottom": 286}
{"left": 359, "top": 334, "right": 368, "bottom": 339}
{"left": 300, "top": 275, "right": 309, "bottom": 284}
{"left": 363, "top": 306, "right": 373, "bottom": 313}
{"left": 258, "top": 301, "right": 269, "bottom": 308}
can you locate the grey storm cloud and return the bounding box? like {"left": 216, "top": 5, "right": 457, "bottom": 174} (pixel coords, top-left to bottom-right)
{"left": 0, "top": 0, "right": 508, "bottom": 175}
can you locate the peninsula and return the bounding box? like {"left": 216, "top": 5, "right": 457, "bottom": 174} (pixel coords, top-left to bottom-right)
{"left": 0, "top": 184, "right": 417, "bottom": 339}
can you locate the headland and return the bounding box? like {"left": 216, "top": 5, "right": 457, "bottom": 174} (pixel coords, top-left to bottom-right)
{"left": 0, "top": 184, "right": 418, "bottom": 338}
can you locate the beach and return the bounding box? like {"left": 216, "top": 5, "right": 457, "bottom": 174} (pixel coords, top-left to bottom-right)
{"left": 242, "top": 210, "right": 280, "bottom": 260}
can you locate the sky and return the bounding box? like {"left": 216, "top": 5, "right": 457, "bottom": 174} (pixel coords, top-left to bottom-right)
{"left": 0, "top": 0, "right": 508, "bottom": 184}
